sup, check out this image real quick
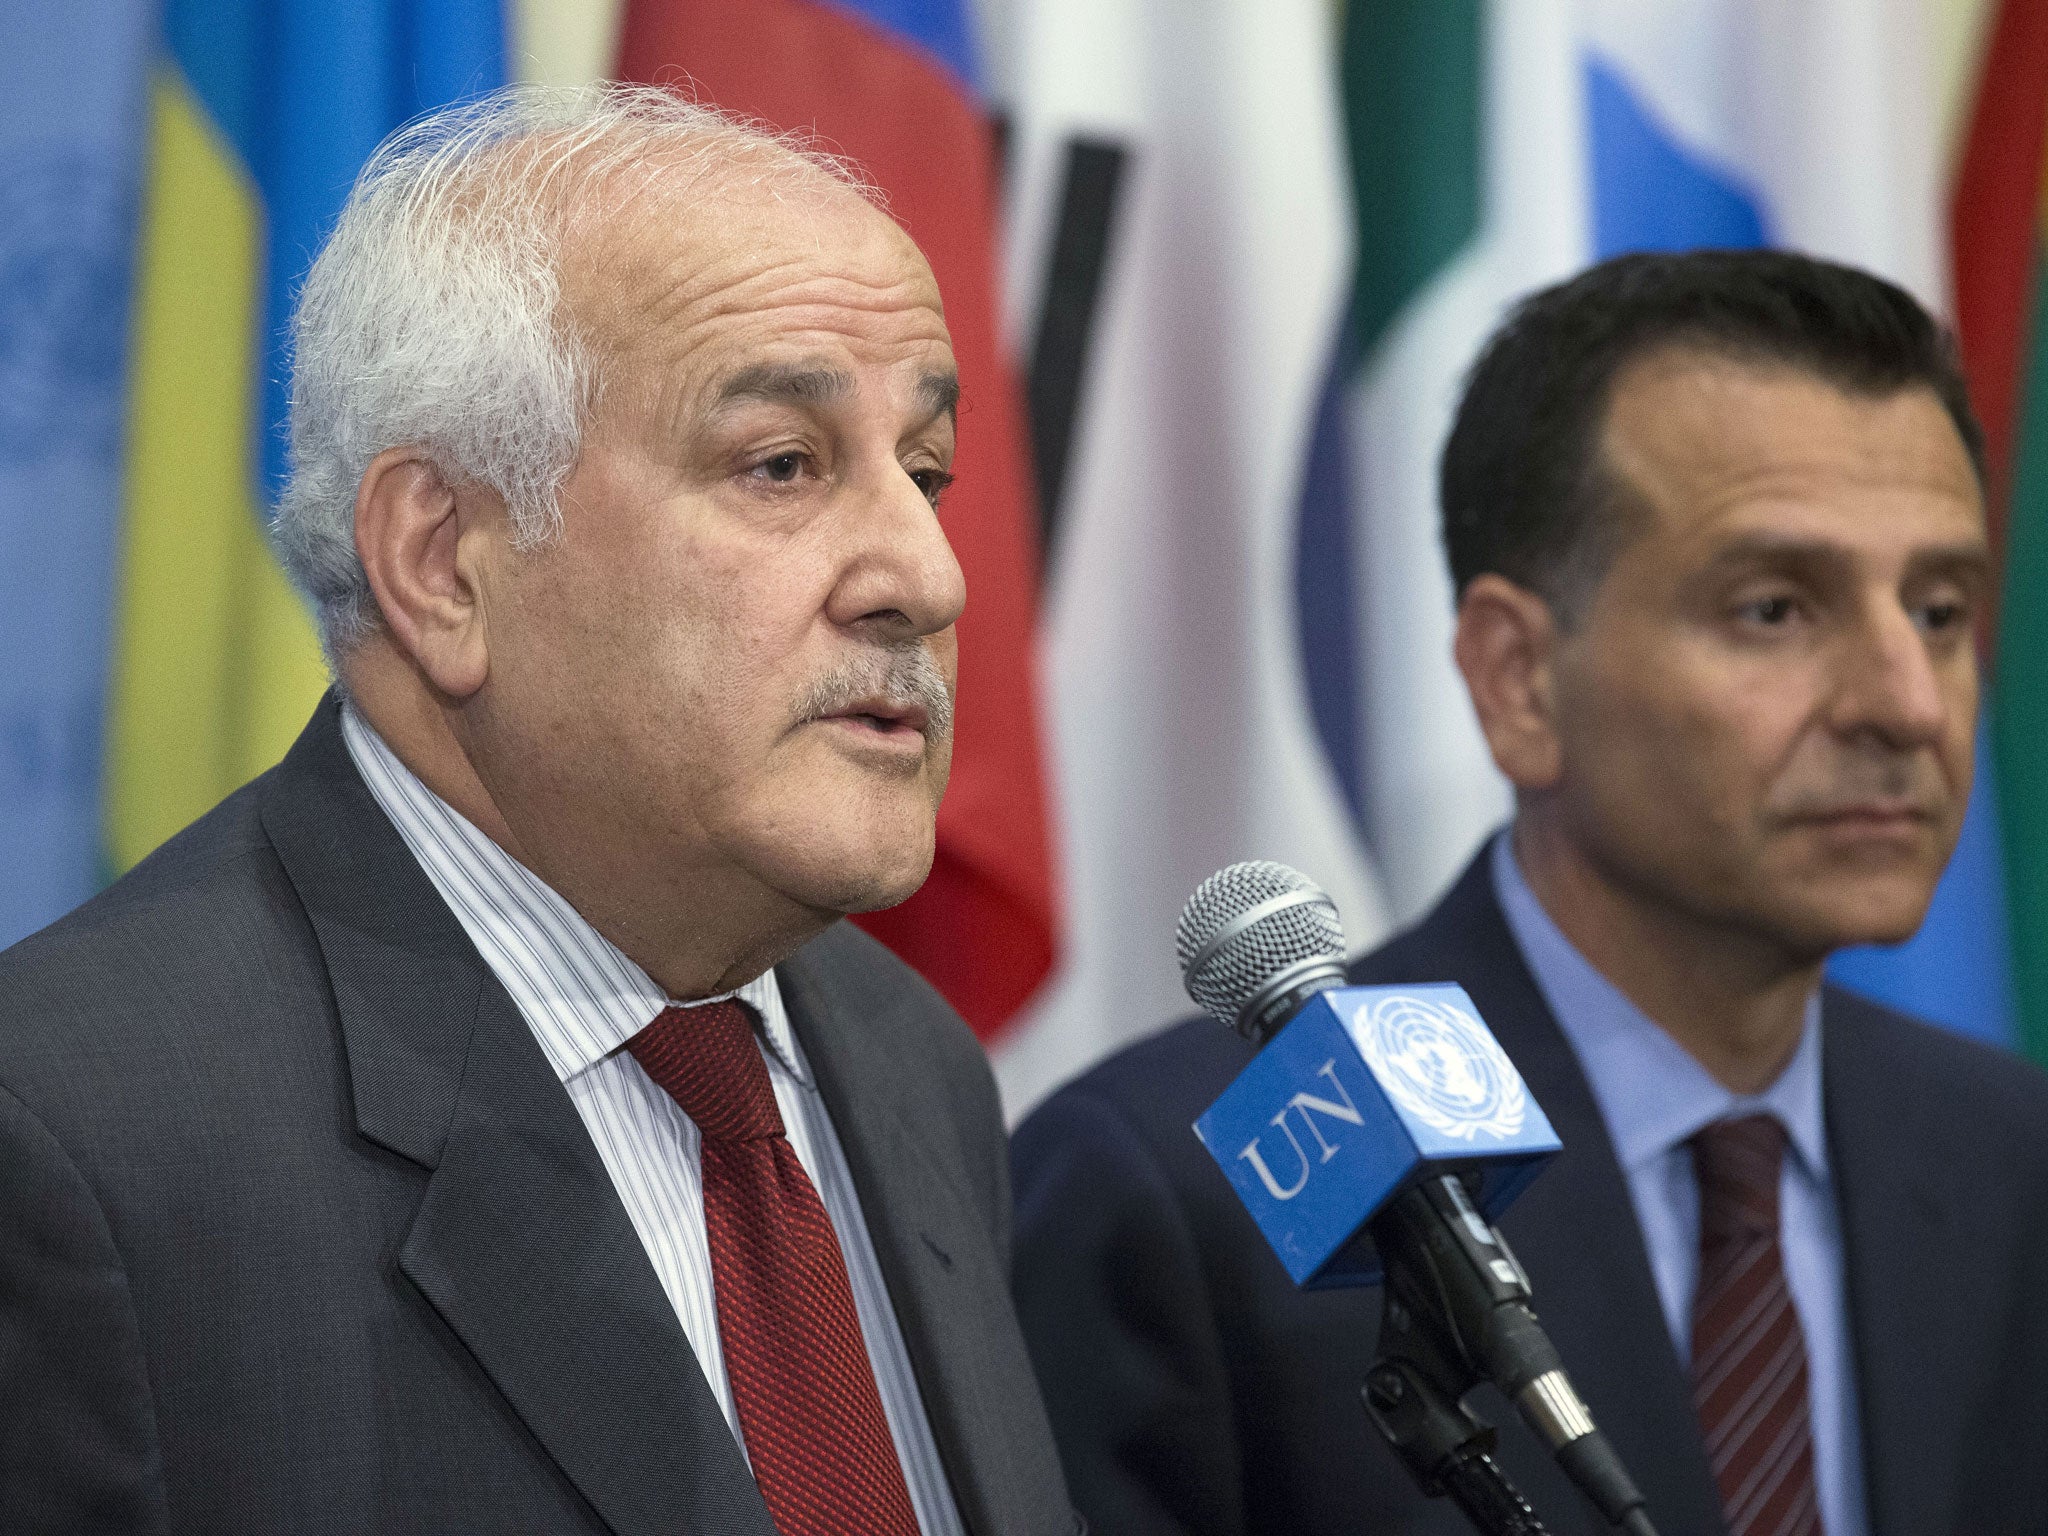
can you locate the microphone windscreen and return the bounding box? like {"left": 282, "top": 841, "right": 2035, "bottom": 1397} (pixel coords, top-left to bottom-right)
{"left": 1176, "top": 861, "right": 1345, "bottom": 1031}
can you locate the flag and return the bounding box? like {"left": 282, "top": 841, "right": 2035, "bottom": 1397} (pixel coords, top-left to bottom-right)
{"left": 616, "top": 0, "right": 1060, "bottom": 1040}
{"left": 992, "top": 0, "right": 1390, "bottom": 1114}
{"left": 0, "top": 0, "right": 154, "bottom": 950}
{"left": 1331, "top": 0, "right": 1569, "bottom": 929}
{"left": 106, "top": 0, "right": 508, "bottom": 876}
{"left": 1966, "top": 0, "right": 2048, "bottom": 1065}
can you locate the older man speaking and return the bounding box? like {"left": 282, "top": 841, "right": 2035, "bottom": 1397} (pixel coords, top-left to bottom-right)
{"left": 0, "top": 86, "right": 1072, "bottom": 1536}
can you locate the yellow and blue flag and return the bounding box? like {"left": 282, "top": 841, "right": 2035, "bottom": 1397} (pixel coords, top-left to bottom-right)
{"left": 105, "top": 0, "right": 506, "bottom": 881}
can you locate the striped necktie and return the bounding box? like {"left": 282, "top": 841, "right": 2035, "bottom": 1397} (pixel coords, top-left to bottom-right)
{"left": 1689, "top": 1114, "right": 1821, "bottom": 1536}
{"left": 629, "top": 999, "right": 922, "bottom": 1536}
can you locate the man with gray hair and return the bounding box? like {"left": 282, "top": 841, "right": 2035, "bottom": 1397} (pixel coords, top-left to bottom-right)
{"left": 0, "top": 85, "right": 1074, "bottom": 1536}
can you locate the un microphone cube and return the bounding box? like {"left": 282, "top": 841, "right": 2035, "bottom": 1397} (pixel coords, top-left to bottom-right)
{"left": 1194, "top": 984, "right": 1562, "bottom": 1288}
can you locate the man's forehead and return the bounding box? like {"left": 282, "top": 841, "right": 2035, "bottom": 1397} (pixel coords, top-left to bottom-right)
{"left": 561, "top": 170, "right": 950, "bottom": 431}
{"left": 1602, "top": 350, "right": 1984, "bottom": 538}
{"left": 565, "top": 167, "right": 936, "bottom": 332}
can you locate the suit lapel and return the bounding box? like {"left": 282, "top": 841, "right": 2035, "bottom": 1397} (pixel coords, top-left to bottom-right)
{"left": 1371, "top": 858, "right": 1727, "bottom": 1536}
{"left": 1822, "top": 993, "right": 1959, "bottom": 1536}
{"left": 778, "top": 941, "right": 1071, "bottom": 1536}
{"left": 397, "top": 984, "right": 775, "bottom": 1536}
{"left": 260, "top": 699, "right": 774, "bottom": 1536}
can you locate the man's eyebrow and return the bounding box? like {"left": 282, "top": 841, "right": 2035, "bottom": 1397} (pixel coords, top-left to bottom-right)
{"left": 1698, "top": 536, "right": 1848, "bottom": 572}
{"left": 1905, "top": 540, "right": 1996, "bottom": 581}
{"left": 1697, "top": 535, "right": 1993, "bottom": 580}
{"left": 712, "top": 364, "right": 854, "bottom": 410}
{"left": 918, "top": 370, "right": 961, "bottom": 421}
{"left": 706, "top": 364, "right": 959, "bottom": 422}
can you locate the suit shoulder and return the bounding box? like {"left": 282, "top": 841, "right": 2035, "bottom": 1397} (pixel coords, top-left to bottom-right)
{"left": 1015, "top": 1016, "right": 1252, "bottom": 1172}
{"left": 1, "top": 774, "right": 276, "bottom": 972}
{"left": 796, "top": 920, "right": 976, "bottom": 1058}
{"left": 0, "top": 780, "right": 320, "bottom": 1116}
{"left": 1825, "top": 985, "right": 2048, "bottom": 1158}
{"left": 1350, "top": 924, "right": 1457, "bottom": 985}
{"left": 787, "top": 921, "right": 1005, "bottom": 1139}
{"left": 1347, "top": 888, "right": 1502, "bottom": 988}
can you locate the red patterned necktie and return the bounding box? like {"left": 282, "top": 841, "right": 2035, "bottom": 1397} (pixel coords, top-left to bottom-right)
{"left": 1689, "top": 1115, "right": 1821, "bottom": 1536}
{"left": 628, "top": 1000, "right": 921, "bottom": 1536}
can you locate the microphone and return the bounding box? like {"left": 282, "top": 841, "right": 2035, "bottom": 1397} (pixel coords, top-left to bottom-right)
{"left": 1180, "top": 861, "right": 1657, "bottom": 1536}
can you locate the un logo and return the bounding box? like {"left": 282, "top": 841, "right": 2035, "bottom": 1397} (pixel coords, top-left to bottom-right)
{"left": 1348, "top": 992, "right": 1526, "bottom": 1141}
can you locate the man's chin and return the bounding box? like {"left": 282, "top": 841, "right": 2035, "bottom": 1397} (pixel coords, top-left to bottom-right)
{"left": 826, "top": 856, "right": 935, "bottom": 916}
{"left": 759, "top": 836, "right": 936, "bottom": 919}
{"left": 1754, "top": 828, "right": 1946, "bottom": 946}
{"left": 738, "top": 767, "right": 942, "bottom": 914}
{"left": 1778, "top": 879, "right": 1939, "bottom": 956}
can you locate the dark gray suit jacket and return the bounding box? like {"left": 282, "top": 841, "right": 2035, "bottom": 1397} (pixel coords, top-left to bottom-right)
{"left": 0, "top": 698, "right": 1075, "bottom": 1535}
{"left": 1013, "top": 851, "right": 2048, "bottom": 1536}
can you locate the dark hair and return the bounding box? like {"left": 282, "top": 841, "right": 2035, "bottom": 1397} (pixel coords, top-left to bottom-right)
{"left": 1438, "top": 249, "right": 1984, "bottom": 616}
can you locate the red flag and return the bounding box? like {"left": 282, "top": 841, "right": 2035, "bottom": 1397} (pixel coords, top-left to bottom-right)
{"left": 618, "top": 0, "right": 1059, "bottom": 1040}
{"left": 1950, "top": 0, "right": 2048, "bottom": 559}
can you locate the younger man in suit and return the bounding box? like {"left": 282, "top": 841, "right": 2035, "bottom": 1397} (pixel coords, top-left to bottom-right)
{"left": 1013, "top": 250, "right": 2048, "bottom": 1536}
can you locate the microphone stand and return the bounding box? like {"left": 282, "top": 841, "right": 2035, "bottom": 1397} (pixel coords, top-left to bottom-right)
{"left": 1361, "top": 1284, "right": 1552, "bottom": 1536}
{"left": 1359, "top": 1177, "right": 1660, "bottom": 1536}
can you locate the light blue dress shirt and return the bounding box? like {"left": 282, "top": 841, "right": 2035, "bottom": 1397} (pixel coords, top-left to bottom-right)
{"left": 1489, "top": 834, "right": 1867, "bottom": 1536}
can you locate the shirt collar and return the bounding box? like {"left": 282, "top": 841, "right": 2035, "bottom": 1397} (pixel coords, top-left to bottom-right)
{"left": 687, "top": 973, "right": 811, "bottom": 1088}
{"left": 339, "top": 704, "right": 810, "bottom": 1089}
{"left": 1489, "top": 831, "right": 1827, "bottom": 1182}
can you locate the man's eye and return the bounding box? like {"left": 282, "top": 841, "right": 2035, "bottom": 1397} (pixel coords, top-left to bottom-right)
{"left": 1739, "top": 594, "right": 1800, "bottom": 625}
{"left": 910, "top": 467, "right": 955, "bottom": 507}
{"left": 753, "top": 452, "right": 806, "bottom": 484}
{"left": 1918, "top": 599, "right": 1969, "bottom": 633}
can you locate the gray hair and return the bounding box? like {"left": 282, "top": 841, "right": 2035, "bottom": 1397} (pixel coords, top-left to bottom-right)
{"left": 273, "top": 82, "right": 872, "bottom": 658}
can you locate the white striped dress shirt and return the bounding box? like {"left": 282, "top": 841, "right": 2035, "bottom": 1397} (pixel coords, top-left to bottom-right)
{"left": 341, "top": 707, "right": 965, "bottom": 1536}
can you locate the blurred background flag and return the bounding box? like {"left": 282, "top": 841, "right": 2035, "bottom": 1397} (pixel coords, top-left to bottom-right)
{"left": 105, "top": 0, "right": 508, "bottom": 881}
{"left": 0, "top": 1, "right": 154, "bottom": 949}
{"left": 988, "top": 0, "right": 1393, "bottom": 1112}
{"left": 615, "top": 0, "right": 1062, "bottom": 1043}
{"left": 1328, "top": 0, "right": 1577, "bottom": 940}
{"left": 1967, "top": 0, "right": 2048, "bottom": 1066}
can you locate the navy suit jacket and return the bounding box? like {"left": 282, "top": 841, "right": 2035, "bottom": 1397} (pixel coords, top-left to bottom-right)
{"left": 1012, "top": 852, "right": 2048, "bottom": 1536}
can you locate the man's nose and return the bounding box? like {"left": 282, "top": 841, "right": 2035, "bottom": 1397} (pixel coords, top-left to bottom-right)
{"left": 829, "top": 460, "right": 968, "bottom": 639}
{"left": 1826, "top": 599, "right": 1960, "bottom": 750}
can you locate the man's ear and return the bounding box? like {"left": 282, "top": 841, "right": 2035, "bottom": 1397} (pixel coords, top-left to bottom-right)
{"left": 1453, "top": 573, "right": 1565, "bottom": 791}
{"left": 353, "top": 447, "right": 492, "bottom": 699}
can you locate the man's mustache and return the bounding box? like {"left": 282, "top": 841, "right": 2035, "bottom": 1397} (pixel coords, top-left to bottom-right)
{"left": 795, "top": 642, "right": 955, "bottom": 741}
{"left": 1772, "top": 750, "right": 1950, "bottom": 819}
